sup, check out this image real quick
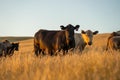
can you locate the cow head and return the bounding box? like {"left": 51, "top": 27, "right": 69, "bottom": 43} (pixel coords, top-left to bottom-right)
{"left": 60, "top": 24, "right": 80, "bottom": 48}
{"left": 111, "top": 31, "right": 120, "bottom": 36}
{"left": 12, "top": 42, "right": 19, "bottom": 51}
{"left": 81, "top": 30, "right": 98, "bottom": 45}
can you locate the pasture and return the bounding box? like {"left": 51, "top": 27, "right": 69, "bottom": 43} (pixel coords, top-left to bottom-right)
{"left": 0, "top": 37, "right": 33, "bottom": 42}
{"left": 0, "top": 33, "right": 120, "bottom": 80}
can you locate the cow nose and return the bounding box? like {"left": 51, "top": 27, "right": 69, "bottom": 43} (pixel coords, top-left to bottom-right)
{"left": 88, "top": 42, "right": 92, "bottom": 45}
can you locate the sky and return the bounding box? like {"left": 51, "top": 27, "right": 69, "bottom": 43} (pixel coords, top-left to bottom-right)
{"left": 0, "top": 0, "right": 120, "bottom": 36}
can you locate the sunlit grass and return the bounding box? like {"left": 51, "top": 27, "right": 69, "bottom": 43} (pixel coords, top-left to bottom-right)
{"left": 0, "top": 33, "right": 120, "bottom": 80}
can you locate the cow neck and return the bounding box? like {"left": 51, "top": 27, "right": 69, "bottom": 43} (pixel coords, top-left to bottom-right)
{"left": 81, "top": 34, "right": 89, "bottom": 45}
{"left": 65, "top": 30, "right": 69, "bottom": 45}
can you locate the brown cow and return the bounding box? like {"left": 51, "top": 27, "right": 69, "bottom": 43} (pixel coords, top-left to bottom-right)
{"left": 106, "top": 31, "right": 120, "bottom": 51}
{"left": 74, "top": 30, "right": 99, "bottom": 53}
{"left": 34, "top": 24, "right": 80, "bottom": 56}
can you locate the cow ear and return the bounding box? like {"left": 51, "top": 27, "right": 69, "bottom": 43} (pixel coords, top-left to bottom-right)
{"left": 81, "top": 30, "right": 86, "bottom": 34}
{"left": 93, "top": 31, "right": 99, "bottom": 35}
{"left": 74, "top": 25, "right": 80, "bottom": 31}
{"left": 112, "top": 32, "right": 117, "bottom": 36}
{"left": 60, "top": 25, "right": 66, "bottom": 30}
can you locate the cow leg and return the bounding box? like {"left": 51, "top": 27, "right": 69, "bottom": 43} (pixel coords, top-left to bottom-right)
{"left": 39, "top": 49, "right": 45, "bottom": 56}
{"left": 0, "top": 50, "right": 3, "bottom": 57}
{"left": 0, "top": 54, "right": 2, "bottom": 57}
{"left": 34, "top": 44, "right": 40, "bottom": 56}
{"left": 9, "top": 49, "right": 14, "bottom": 56}
{"left": 51, "top": 50, "right": 55, "bottom": 56}
{"left": 39, "top": 48, "right": 45, "bottom": 55}
{"left": 50, "top": 52, "right": 54, "bottom": 56}
{"left": 4, "top": 48, "right": 8, "bottom": 57}
{"left": 35, "top": 49, "right": 38, "bottom": 56}
{"left": 7, "top": 48, "right": 12, "bottom": 56}
{"left": 46, "top": 49, "right": 54, "bottom": 56}
{"left": 35, "top": 48, "right": 39, "bottom": 56}
{"left": 78, "top": 46, "right": 83, "bottom": 54}
{"left": 48, "top": 50, "right": 53, "bottom": 56}
{"left": 114, "top": 43, "right": 119, "bottom": 51}
{"left": 41, "top": 50, "right": 45, "bottom": 55}
{"left": 79, "top": 49, "right": 83, "bottom": 54}
{"left": 62, "top": 49, "right": 66, "bottom": 55}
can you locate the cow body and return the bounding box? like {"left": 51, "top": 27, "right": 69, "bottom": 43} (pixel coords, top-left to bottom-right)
{"left": 7, "top": 43, "right": 19, "bottom": 56}
{"left": 0, "top": 40, "right": 11, "bottom": 57}
{"left": 106, "top": 31, "right": 120, "bottom": 51}
{"left": 34, "top": 24, "right": 80, "bottom": 56}
{"left": 34, "top": 30, "right": 68, "bottom": 55}
{"left": 74, "top": 30, "right": 98, "bottom": 53}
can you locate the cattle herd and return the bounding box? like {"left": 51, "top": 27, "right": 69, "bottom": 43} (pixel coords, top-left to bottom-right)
{"left": 0, "top": 24, "right": 120, "bottom": 57}
{"left": 0, "top": 40, "right": 19, "bottom": 57}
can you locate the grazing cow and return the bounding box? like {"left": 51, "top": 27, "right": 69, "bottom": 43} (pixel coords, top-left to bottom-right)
{"left": 0, "top": 40, "right": 11, "bottom": 57}
{"left": 106, "top": 36, "right": 120, "bottom": 51}
{"left": 109, "top": 31, "right": 120, "bottom": 37}
{"left": 7, "top": 42, "right": 19, "bottom": 56}
{"left": 34, "top": 24, "right": 80, "bottom": 56}
{"left": 74, "top": 30, "right": 99, "bottom": 53}
{"left": 106, "top": 31, "right": 120, "bottom": 51}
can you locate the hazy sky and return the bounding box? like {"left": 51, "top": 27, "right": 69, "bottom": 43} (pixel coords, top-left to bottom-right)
{"left": 0, "top": 0, "right": 120, "bottom": 36}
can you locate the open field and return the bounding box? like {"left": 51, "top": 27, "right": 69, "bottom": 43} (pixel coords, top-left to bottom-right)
{"left": 0, "top": 33, "right": 120, "bottom": 80}
{"left": 0, "top": 37, "right": 33, "bottom": 42}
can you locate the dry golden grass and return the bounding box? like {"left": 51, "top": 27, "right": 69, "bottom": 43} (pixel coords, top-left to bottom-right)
{"left": 0, "top": 37, "right": 33, "bottom": 42}
{"left": 0, "top": 33, "right": 120, "bottom": 80}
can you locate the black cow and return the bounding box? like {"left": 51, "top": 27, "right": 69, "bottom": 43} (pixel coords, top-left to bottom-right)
{"left": 0, "top": 40, "right": 11, "bottom": 57}
{"left": 6, "top": 43, "right": 19, "bottom": 56}
{"left": 34, "top": 24, "right": 80, "bottom": 56}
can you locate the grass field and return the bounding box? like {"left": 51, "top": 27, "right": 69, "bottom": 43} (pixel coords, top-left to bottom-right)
{"left": 0, "top": 37, "right": 33, "bottom": 42}
{"left": 0, "top": 33, "right": 120, "bottom": 80}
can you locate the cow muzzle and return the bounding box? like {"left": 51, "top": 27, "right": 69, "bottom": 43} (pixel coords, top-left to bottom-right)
{"left": 88, "top": 42, "right": 92, "bottom": 45}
